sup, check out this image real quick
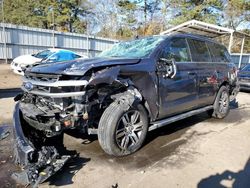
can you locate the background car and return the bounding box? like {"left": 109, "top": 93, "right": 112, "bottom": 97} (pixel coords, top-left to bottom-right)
{"left": 238, "top": 64, "right": 250, "bottom": 91}
{"left": 10, "top": 48, "right": 87, "bottom": 75}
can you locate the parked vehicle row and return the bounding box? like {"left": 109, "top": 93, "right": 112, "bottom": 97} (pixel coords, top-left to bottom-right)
{"left": 10, "top": 48, "right": 87, "bottom": 75}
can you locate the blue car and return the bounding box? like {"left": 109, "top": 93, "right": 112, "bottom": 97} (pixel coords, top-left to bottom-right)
{"left": 239, "top": 64, "right": 250, "bottom": 91}
{"left": 41, "top": 49, "right": 87, "bottom": 63}
{"left": 11, "top": 48, "right": 87, "bottom": 75}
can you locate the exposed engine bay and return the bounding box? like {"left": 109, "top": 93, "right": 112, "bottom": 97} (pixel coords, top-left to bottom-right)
{"left": 19, "top": 70, "right": 128, "bottom": 137}
{"left": 19, "top": 92, "right": 90, "bottom": 137}
{"left": 12, "top": 69, "right": 137, "bottom": 186}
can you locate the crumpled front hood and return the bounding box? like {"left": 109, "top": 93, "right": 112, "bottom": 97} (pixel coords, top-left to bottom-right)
{"left": 26, "top": 57, "right": 140, "bottom": 75}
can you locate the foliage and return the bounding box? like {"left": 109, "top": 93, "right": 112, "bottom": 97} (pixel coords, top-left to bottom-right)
{"left": 169, "top": 0, "right": 223, "bottom": 25}
{"left": 223, "top": 0, "right": 250, "bottom": 29}
{"left": 0, "top": 0, "right": 250, "bottom": 53}
{"left": 0, "top": 0, "right": 93, "bottom": 33}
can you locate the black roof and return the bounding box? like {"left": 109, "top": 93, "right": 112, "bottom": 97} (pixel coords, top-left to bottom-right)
{"left": 166, "top": 33, "right": 222, "bottom": 45}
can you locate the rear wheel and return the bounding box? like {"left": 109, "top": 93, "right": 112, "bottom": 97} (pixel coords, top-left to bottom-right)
{"left": 98, "top": 101, "right": 148, "bottom": 156}
{"left": 211, "top": 85, "right": 230, "bottom": 119}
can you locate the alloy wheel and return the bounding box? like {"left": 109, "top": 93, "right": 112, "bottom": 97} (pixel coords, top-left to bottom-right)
{"left": 115, "top": 110, "right": 144, "bottom": 150}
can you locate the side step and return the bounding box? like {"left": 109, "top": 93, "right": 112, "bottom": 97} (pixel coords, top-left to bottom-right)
{"left": 149, "top": 105, "right": 213, "bottom": 131}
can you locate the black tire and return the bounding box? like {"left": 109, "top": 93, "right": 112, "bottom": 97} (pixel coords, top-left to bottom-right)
{"left": 207, "top": 109, "right": 214, "bottom": 118}
{"left": 211, "top": 85, "right": 230, "bottom": 119}
{"left": 98, "top": 101, "right": 148, "bottom": 156}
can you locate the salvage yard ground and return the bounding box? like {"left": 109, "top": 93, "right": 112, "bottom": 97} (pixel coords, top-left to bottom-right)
{"left": 0, "top": 63, "right": 250, "bottom": 188}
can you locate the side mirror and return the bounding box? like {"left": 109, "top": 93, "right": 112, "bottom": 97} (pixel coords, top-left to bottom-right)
{"left": 157, "top": 58, "right": 177, "bottom": 78}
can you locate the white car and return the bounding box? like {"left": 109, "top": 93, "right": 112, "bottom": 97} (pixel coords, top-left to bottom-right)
{"left": 11, "top": 49, "right": 87, "bottom": 75}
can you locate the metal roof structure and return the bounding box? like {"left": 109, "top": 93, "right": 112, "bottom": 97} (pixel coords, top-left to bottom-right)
{"left": 160, "top": 20, "right": 250, "bottom": 68}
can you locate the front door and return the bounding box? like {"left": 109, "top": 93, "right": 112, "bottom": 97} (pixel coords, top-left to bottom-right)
{"left": 157, "top": 37, "right": 199, "bottom": 119}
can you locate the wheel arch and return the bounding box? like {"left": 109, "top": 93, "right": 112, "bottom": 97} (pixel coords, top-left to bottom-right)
{"left": 85, "top": 66, "right": 154, "bottom": 122}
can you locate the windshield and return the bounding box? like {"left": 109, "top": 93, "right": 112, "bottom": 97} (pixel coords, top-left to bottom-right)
{"left": 32, "top": 50, "right": 54, "bottom": 59}
{"left": 98, "top": 36, "right": 165, "bottom": 59}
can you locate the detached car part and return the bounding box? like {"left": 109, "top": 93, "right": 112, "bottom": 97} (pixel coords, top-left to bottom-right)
{"left": 12, "top": 103, "right": 72, "bottom": 187}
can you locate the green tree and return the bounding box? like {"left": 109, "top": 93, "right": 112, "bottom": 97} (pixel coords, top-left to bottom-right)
{"left": 169, "top": 0, "right": 223, "bottom": 25}
{"left": 93, "top": 0, "right": 119, "bottom": 38}
{"left": 223, "top": 0, "right": 250, "bottom": 29}
{"left": 134, "top": 0, "right": 161, "bottom": 34}
{"left": 0, "top": 0, "right": 93, "bottom": 33}
{"left": 116, "top": 0, "right": 137, "bottom": 39}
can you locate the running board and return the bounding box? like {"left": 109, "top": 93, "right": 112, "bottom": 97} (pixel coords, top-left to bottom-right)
{"left": 149, "top": 105, "right": 213, "bottom": 131}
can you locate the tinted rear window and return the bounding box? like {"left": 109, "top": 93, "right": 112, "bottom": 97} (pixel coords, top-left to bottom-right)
{"left": 207, "top": 42, "right": 230, "bottom": 62}
{"left": 188, "top": 39, "right": 211, "bottom": 62}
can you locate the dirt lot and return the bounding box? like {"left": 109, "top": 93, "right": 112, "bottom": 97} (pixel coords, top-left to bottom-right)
{"left": 0, "top": 64, "right": 22, "bottom": 90}
{"left": 0, "top": 64, "right": 250, "bottom": 188}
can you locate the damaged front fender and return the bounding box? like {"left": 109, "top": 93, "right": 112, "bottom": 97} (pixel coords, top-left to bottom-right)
{"left": 87, "top": 66, "right": 131, "bottom": 89}
{"left": 88, "top": 66, "right": 121, "bottom": 86}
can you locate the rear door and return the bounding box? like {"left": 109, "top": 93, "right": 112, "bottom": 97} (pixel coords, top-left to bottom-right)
{"left": 187, "top": 38, "right": 216, "bottom": 106}
{"left": 207, "top": 42, "right": 231, "bottom": 100}
{"left": 157, "top": 37, "right": 199, "bottom": 119}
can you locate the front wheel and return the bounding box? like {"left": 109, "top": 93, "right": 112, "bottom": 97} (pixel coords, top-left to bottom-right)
{"left": 98, "top": 101, "right": 148, "bottom": 156}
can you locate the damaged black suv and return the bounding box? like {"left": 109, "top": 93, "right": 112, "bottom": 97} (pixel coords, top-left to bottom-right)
{"left": 13, "top": 34, "right": 238, "bottom": 183}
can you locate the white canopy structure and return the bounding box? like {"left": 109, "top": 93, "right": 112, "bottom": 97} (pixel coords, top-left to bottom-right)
{"left": 160, "top": 20, "right": 250, "bottom": 68}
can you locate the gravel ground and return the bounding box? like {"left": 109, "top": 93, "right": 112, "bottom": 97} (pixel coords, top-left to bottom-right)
{"left": 0, "top": 64, "right": 250, "bottom": 188}
{"left": 0, "top": 64, "right": 22, "bottom": 90}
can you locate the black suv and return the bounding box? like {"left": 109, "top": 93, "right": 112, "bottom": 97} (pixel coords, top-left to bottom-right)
{"left": 13, "top": 34, "right": 238, "bottom": 183}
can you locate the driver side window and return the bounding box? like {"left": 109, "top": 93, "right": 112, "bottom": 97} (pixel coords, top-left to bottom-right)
{"left": 160, "top": 38, "right": 190, "bottom": 62}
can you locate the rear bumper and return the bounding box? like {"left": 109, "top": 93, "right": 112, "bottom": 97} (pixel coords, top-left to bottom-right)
{"left": 13, "top": 102, "right": 34, "bottom": 167}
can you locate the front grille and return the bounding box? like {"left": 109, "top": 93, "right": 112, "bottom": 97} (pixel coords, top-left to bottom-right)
{"left": 25, "top": 73, "right": 60, "bottom": 83}
{"left": 22, "top": 72, "right": 87, "bottom": 98}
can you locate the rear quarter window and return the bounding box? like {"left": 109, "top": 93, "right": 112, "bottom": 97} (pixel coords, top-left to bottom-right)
{"left": 187, "top": 39, "right": 211, "bottom": 62}
{"left": 207, "top": 42, "right": 230, "bottom": 63}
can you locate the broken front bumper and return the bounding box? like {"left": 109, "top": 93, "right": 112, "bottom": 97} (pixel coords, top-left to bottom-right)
{"left": 12, "top": 102, "right": 71, "bottom": 186}
{"left": 13, "top": 102, "right": 35, "bottom": 167}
